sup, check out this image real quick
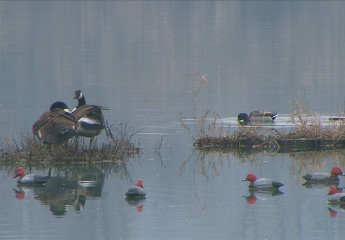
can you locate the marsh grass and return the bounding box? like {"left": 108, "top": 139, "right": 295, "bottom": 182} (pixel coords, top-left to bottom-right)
{"left": 280, "top": 111, "right": 345, "bottom": 139}
{"left": 182, "top": 109, "right": 345, "bottom": 153}
{"left": 0, "top": 121, "right": 141, "bottom": 163}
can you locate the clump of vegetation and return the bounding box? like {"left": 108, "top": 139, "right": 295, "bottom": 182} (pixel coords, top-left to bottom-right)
{"left": 180, "top": 110, "right": 279, "bottom": 152}
{"left": 279, "top": 111, "right": 345, "bottom": 139}
{"left": 179, "top": 73, "right": 345, "bottom": 153}
{"left": 0, "top": 121, "right": 141, "bottom": 163}
{"left": 181, "top": 109, "right": 345, "bottom": 153}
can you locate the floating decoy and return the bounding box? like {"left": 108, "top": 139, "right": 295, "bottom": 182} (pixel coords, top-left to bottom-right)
{"left": 242, "top": 173, "right": 284, "bottom": 190}
{"left": 72, "top": 90, "right": 106, "bottom": 147}
{"left": 13, "top": 166, "right": 50, "bottom": 185}
{"left": 238, "top": 110, "right": 278, "bottom": 124}
{"left": 329, "top": 117, "right": 345, "bottom": 121}
{"left": 302, "top": 166, "right": 344, "bottom": 182}
{"left": 327, "top": 185, "right": 345, "bottom": 203}
{"left": 125, "top": 179, "right": 146, "bottom": 198}
{"left": 32, "top": 101, "right": 78, "bottom": 144}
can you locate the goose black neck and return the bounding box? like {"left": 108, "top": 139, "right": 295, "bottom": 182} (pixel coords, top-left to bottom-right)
{"left": 77, "top": 96, "right": 86, "bottom": 108}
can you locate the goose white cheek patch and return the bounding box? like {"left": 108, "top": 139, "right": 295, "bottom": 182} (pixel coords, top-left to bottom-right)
{"left": 79, "top": 117, "right": 99, "bottom": 125}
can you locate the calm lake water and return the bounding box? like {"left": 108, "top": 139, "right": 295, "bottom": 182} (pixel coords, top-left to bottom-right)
{"left": 1, "top": 1, "right": 345, "bottom": 240}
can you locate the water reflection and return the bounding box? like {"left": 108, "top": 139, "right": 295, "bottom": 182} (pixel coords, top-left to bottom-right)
{"left": 13, "top": 188, "right": 25, "bottom": 200}
{"left": 125, "top": 198, "right": 146, "bottom": 213}
{"left": 35, "top": 177, "right": 78, "bottom": 216}
{"left": 179, "top": 151, "right": 232, "bottom": 181}
{"left": 303, "top": 181, "right": 341, "bottom": 189}
{"left": 13, "top": 185, "right": 46, "bottom": 200}
{"left": 328, "top": 204, "right": 345, "bottom": 218}
{"left": 13, "top": 172, "right": 103, "bottom": 217}
{"left": 243, "top": 189, "right": 284, "bottom": 204}
{"left": 10, "top": 163, "right": 126, "bottom": 217}
{"left": 194, "top": 146, "right": 345, "bottom": 175}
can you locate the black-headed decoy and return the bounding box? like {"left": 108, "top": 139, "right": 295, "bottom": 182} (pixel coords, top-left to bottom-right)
{"left": 238, "top": 110, "right": 278, "bottom": 124}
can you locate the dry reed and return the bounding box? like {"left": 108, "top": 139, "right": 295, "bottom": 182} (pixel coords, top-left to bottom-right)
{"left": 184, "top": 109, "right": 345, "bottom": 152}
{"left": 0, "top": 121, "right": 141, "bottom": 163}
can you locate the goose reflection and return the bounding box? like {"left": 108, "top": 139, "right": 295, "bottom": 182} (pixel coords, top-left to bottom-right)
{"left": 12, "top": 178, "right": 102, "bottom": 215}
{"left": 243, "top": 189, "right": 284, "bottom": 204}
{"left": 12, "top": 166, "right": 105, "bottom": 217}
{"left": 34, "top": 176, "right": 79, "bottom": 216}
{"left": 40, "top": 172, "right": 104, "bottom": 216}
{"left": 75, "top": 176, "right": 104, "bottom": 212}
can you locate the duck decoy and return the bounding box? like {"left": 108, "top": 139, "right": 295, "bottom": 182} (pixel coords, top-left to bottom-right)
{"left": 329, "top": 117, "right": 345, "bottom": 121}
{"left": 32, "top": 101, "right": 78, "bottom": 144}
{"left": 13, "top": 166, "right": 50, "bottom": 185}
{"left": 302, "top": 166, "right": 344, "bottom": 182}
{"left": 72, "top": 90, "right": 106, "bottom": 147}
{"left": 242, "top": 173, "right": 284, "bottom": 190}
{"left": 327, "top": 185, "right": 345, "bottom": 203}
{"left": 125, "top": 179, "right": 146, "bottom": 198}
{"left": 238, "top": 110, "right": 278, "bottom": 124}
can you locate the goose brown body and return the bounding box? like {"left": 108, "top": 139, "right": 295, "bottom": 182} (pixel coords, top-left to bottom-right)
{"left": 32, "top": 101, "right": 78, "bottom": 144}
{"left": 72, "top": 90, "right": 105, "bottom": 140}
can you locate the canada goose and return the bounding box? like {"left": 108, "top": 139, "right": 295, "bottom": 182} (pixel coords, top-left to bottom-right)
{"left": 237, "top": 111, "right": 278, "bottom": 124}
{"left": 32, "top": 101, "right": 78, "bottom": 144}
{"left": 72, "top": 90, "right": 105, "bottom": 146}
